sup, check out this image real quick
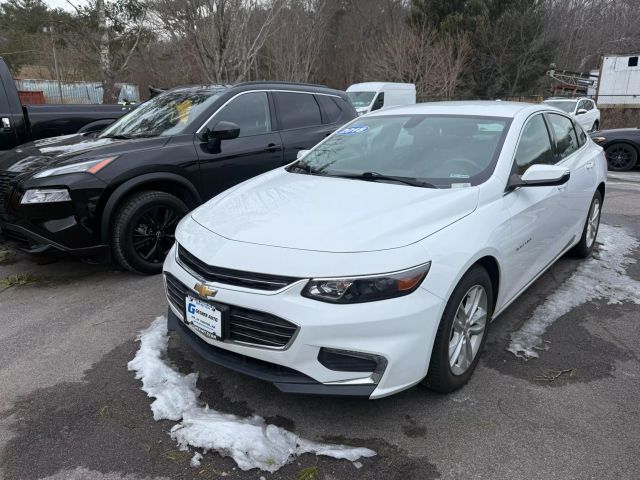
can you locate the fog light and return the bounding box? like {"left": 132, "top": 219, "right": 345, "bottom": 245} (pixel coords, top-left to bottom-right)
{"left": 21, "top": 188, "right": 71, "bottom": 204}
{"left": 318, "top": 348, "right": 388, "bottom": 383}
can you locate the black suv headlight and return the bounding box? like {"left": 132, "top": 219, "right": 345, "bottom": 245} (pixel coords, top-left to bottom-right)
{"left": 302, "top": 263, "right": 431, "bottom": 304}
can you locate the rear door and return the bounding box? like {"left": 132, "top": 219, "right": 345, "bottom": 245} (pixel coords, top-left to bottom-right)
{"left": 274, "top": 91, "right": 336, "bottom": 163}
{"left": 195, "top": 91, "right": 283, "bottom": 199}
{"left": 502, "top": 113, "right": 568, "bottom": 302}
{"left": 546, "top": 113, "right": 596, "bottom": 243}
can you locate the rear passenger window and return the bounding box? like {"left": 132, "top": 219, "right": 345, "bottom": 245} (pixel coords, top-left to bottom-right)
{"left": 316, "top": 95, "right": 342, "bottom": 124}
{"left": 274, "top": 92, "right": 322, "bottom": 130}
{"left": 514, "top": 114, "right": 554, "bottom": 175}
{"left": 547, "top": 113, "right": 579, "bottom": 159}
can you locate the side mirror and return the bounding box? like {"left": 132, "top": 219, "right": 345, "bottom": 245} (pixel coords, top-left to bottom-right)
{"left": 507, "top": 164, "right": 570, "bottom": 191}
{"left": 200, "top": 121, "right": 240, "bottom": 153}
{"left": 576, "top": 108, "right": 587, "bottom": 115}
{"left": 296, "top": 149, "right": 311, "bottom": 160}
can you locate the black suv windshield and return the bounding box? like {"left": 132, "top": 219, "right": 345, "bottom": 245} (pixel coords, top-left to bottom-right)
{"left": 288, "top": 114, "right": 512, "bottom": 188}
{"left": 100, "top": 88, "right": 224, "bottom": 139}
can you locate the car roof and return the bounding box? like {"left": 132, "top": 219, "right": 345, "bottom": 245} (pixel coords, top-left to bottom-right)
{"left": 169, "top": 82, "right": 344, "bottom": 97}
{"left": 543, "top": 97, "right": 590, "bottom": 102}
{"left": 347, "top": 82, "right": 416, "bottom": 91}
{"left": 366, "top": 101, "right": 538, "bottom": 118}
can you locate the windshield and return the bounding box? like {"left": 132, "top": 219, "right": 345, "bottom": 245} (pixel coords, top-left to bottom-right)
{"left": 100, "top": 88, "right": 224, "bottom": 139}
{"left": 348, "top": 91, "right": 376, "bottom": 108}
{"left": 288, "top": 115, "right": 512, "bottom": 188}
{"left": 544, "top": 100, "right": 577, "bottom": 113}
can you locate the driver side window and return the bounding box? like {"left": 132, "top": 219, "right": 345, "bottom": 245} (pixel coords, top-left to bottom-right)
{"left": 514, "top": 114, "right": 554, "bottom": 175}
{"left": 207, "top": 92, "right": 271, "bottom": 137}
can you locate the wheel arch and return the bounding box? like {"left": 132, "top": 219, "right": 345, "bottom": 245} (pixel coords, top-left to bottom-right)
{"left": 597, "top": 182, "right": 605, "bottom": 202}
{"left": 471, "top": 256, "right": 500, "bottom": 312}
{"left": 99, "top": 173, "right": 202, "bottom": 244}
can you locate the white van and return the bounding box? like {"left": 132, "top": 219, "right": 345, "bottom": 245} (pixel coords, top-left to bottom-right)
{"left": 346, "top": 82, "right": 416, "bottom": 115}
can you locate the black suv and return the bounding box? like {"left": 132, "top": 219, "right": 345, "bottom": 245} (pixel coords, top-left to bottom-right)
{"left": 0, "top": 82, "right": 356, "bottom": 273}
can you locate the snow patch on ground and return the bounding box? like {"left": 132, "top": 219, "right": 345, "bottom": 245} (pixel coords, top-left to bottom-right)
{"left": 128, "top": 317, "right": 376, "bottom": 472}
{"left": 508, "top": 224, "right": 640, "bottom": 359}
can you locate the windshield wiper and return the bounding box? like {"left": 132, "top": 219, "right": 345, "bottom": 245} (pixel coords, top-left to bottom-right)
{"left": 101, "top": 134, "right": 133, "bottom": 140}
{"left": 330, "top": 171, "right": 437, "bottom": 188}
{"left": 287, "top": 163, "right": 327, "bottom": 175}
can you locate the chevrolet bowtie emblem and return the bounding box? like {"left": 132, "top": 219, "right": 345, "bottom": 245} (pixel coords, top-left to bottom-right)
{"left": 194, "top": 283, "right": 217, "bottom": 298}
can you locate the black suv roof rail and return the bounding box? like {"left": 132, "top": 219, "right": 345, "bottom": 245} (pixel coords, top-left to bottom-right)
{"left": 234, "top": 80, "right": 330, "bottom": 89}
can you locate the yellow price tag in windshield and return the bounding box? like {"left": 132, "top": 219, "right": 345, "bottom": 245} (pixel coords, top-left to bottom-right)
{"left": 176, "top": 100, "right": 193, "bottom": 124}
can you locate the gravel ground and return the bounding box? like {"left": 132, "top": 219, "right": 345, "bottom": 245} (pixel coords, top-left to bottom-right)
{"left": 1, "top": 172, "right": 639, "bottom": 480}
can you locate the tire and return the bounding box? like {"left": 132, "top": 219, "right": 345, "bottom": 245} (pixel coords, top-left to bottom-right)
{"left": 591, "top": 120, "right": 599, "bottom": 132}
{"left": 423, "top": 266, "right": 493, "bottom": 393}
{"left": 570, "top": 190, "right": 602, "bottom": 258}
{"left": 111, "top": 191, "right": 189, "bottom": 274}
{"left": 606, "top": 143, "right": 638, "bottom": 171}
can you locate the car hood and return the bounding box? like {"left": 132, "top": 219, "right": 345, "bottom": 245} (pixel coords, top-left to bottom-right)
{"left": 191, "top": 169, "right": 479, "bottom": 253}
{"left": 0, "top": 134, "right": 169, "bottom": 175}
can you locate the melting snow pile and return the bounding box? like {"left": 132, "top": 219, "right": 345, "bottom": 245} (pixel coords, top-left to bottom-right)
{"left": 508, "top": 224, "right": 640, "bottom": 359}
{"left": 128, "top": 317, "right": 376, "bottom": 472}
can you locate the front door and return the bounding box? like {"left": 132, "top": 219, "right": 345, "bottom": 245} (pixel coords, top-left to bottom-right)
{"left": 195, "top": 91, "right": 283, "bottom": 200}
{"left": 501, "top": 113, "right": 569, "bottom": 302}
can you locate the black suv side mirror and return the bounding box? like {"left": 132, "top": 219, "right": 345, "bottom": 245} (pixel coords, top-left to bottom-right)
{"left": 201, "top": 121, "right": 240, "bottom": 153}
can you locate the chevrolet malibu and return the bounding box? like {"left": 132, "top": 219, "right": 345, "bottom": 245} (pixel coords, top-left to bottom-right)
{"left": 163, "top": 102, "right": 607, "bottom": 399}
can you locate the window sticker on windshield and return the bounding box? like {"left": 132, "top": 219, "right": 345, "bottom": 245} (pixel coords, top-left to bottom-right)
{"left": 450, "top": 173, "right": 470, "bottom": 179}
{"left": 336, "top": 125, "right": 369, "bottom": 135}
{"left": 451, "top": 183, "right": 472, "bottom": 189}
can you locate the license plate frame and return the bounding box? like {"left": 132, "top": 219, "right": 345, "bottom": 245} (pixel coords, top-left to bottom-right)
{"left": 184, "top": 295, "right": 228, "bottom": 340}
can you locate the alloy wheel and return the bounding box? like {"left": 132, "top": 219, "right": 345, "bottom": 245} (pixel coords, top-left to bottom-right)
{"left": 586, "top": 197, "right": 601, "bottom": 248}
{"left": 607, "top": 145, "right": 635, "bottom": 170}
{"left": 448, "top": 285, "right": 488, "bottom": 375}
{"left": 131, "top": 205, "right": 180, "bottom": 263}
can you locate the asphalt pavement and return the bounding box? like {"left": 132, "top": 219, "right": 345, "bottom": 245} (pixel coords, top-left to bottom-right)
{"left": 1, "top": 172, "right": 639, "bottom": 480}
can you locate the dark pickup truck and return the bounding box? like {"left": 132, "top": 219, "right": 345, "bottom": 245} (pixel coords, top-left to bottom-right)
{"left": 0, "top": 57, "right": 134, "bottom": 151}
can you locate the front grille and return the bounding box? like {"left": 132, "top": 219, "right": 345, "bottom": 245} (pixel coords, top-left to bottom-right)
{"left": 177, "top": 245, "right": 301, "bottom": 291}
{"left": 0, "top": 171, "right": 18, "bottom": 213}
{"left": 165, "top": 273, "right": 298, "bottom": 349}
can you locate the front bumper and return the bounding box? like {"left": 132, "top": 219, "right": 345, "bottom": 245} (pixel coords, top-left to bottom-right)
{"left": 0, "top": 173, "right": 108, "bottom": 258}
{"left": 163, "top": 246, "right": 445, "bottom": 399}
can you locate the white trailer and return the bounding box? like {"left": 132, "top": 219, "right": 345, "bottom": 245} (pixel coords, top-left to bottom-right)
{"left": 596, "top": 54, "right": 640, "bottom": 108}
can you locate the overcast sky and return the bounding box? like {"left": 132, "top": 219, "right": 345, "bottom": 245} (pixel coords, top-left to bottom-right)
{"left": 0, "top": 0, "right": 86, "bottom": 11}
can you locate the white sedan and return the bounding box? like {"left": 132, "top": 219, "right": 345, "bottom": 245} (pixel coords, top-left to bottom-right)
{"left": 163, "top": 102, "right": 607, "bottom": 399}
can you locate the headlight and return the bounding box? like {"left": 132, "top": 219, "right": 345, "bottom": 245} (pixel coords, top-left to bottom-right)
{"left": 21, "top": 188, "right": 71, "bottom": 204}
{"left": 302, "top": 262, "right": 431, "bottom": 304}
{"left": 32, "top": 156, "right": 117, "bottom": 178}
{"left": 592, "top": 136, "right": 606, "bottom": 144}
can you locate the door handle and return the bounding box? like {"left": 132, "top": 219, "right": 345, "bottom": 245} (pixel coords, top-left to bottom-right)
{"left": 1, "top": 117, "right": 11, "bottom": 130}
{"left": 557, "top": 184, "right": 567, "bottom": 192}
{"left": 266, "top": 143, "right": 280, "bottom": 153}
{"left": 585, "top": 160, "right": 594, "bottom": 170}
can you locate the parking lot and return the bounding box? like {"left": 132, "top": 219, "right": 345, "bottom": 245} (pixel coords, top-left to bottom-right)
{"left": 1, "top": 172, "right": 639, "bottom": 480}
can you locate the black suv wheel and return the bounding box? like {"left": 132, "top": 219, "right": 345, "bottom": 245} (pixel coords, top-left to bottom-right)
{"left": 111, "top": 191, "right": 188, "bottom": 274}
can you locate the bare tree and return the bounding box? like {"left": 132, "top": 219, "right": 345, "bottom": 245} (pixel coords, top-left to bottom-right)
{"left": 151, "top": 0, "right": 284, "bottom": 85}
{"left": 60, "top": 0, "right": 148, "bottom": 102}
{"left": 264, "top": 0, "right": 333, "bottom": 82}
{"left": 365, "top": 23, "right": 470, "bottom": 100}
